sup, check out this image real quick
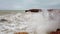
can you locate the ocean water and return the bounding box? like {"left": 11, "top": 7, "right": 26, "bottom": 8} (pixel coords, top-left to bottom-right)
{"left": 0, "top": 10, "right": 60, "bottom": 34}
{"left": 0, "top": 10, "right": 25, "bottom": 15}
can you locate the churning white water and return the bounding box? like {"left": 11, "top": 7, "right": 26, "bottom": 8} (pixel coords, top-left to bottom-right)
{"left": 0, "top": 10, "right": 60, "bottom": 34}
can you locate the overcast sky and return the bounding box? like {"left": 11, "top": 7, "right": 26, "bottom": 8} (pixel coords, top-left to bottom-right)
{"left": 0, "top": 0, "right": 60, "bottom": 10}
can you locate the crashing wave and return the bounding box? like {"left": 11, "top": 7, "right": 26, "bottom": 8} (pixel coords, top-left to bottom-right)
{"left": 0, "top": 10, "right": 60, "bottom": 34}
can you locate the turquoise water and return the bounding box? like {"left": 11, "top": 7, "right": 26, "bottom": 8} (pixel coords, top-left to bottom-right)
{"left": 0, "top": 10, "right": 25, "bottom": 12}
{"left": 0, "top": 10, "right": 25, "bottom": 15}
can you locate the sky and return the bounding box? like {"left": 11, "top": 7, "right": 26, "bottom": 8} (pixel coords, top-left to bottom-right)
{"left": 0, "top": 0, "right": 60, "bottom": 10}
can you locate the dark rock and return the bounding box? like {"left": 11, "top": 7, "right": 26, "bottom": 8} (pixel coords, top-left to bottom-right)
{"left": 25, "top": 9, "right": 42, "bottom": 12}
{"left": 0, "top": 19, "right": 7, "bottom": 22}
{"left": 47, "top": 9, "right": 53, "bottom": 12}
{"left": 57, "top": 29, "right": 60, "bottom": 31}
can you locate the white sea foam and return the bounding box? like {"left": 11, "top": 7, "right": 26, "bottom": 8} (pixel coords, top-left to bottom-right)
{"left": 0, "top": 10, "right": 60, "bottom": 34}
